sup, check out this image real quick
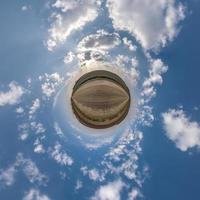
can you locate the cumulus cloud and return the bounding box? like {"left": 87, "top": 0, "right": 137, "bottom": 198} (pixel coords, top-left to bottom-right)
{"left": 107, "top": 0, "right": 185, "bottom": 50}
{"left": 0, "top": 82, "right": 25, "bottom": 106}
{"left": 162, "top": 109, "right": 200, "bottom": 151}
{"left": 47, "top": 0, "right": 101, "bottom": 51}
{"left": 23, "top": 189, "right": 50, "bottom": 200}
{"left": 91, "top": 179, "right": 124, "bottom": 200}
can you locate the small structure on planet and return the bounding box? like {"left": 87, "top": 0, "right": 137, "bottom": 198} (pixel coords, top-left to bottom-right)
{"left": 71, "top": 70, "right": 130, "bottom": 129}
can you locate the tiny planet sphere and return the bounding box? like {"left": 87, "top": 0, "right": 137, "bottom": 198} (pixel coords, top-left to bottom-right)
{"left": 71, "top": 70, "right": 131, "bottom": 129}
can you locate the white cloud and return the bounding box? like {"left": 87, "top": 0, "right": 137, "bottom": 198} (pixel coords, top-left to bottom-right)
{"left": 137, "top": 104, "right": 154, "bottom": 127}
{"left": 81, "top": 166, "right": 104, "bottom": 182}
{"left": 18, "top": 123, "right": 29, "bottom": 141}
{"left": 20, "top": 133, "right": 29, "bottom": 141}
{"left": 91, "top": 179, "right": 124, "bottom": 200}
{"left": 78, "top": 30, "right": 121, "bottom": 52}
{"left": 47, "top": 0, "right": 101, "bottom": 51}
{"left": 77, "top": 50, "right": 107, "bottom": 64}
{"left": 115, "top": 54, "right": 129, "bottom": 67}
{"left": 131, "top": 57, "right": 138, "bottom": 68}
{"left": 0, "top": 165, "right": 17, "bottom": 187}
{"left": 23, "top": 189, "right": 50, "bottom": 200}
{"left": 102, "top": 129, "right": 144, "bottom": 185}
{"left": 29, "top": 98, "right": 40, "bottom": 116}
{"left": 142, "top": 57, "right": 168, "bottom": 102}
{"left": 75, "top": 180, "right": 83, "bottom": 190}
{"left": 34, "top": 138, "right": 45, "bottom": 154}
{"left": 49, "top": 142, "right": 73, "bottom": 166}
{"left": 30, "top": 122, "right": 46, "bottom": 134}
{"left": 21, "top": 6, "right": 28, "bottom": 11}
{"left": 40, "top": 73, "right": 63, "bottom": 97}
{"left": 17, "top": 153, "right": 48, "bottom": 185}
{"left": 41, "top": 83, "right": 55, "bottom": 97}
{"left": 0, "top": 153, "right": 48, "bottom": 188}
{"left": 142, "top": 86, "right": 156, "bottom": 100}
{"left": 34, "top": 144, "right": 45, "bottom": 154}
{"left": 77, "top": 30, "right": 121, "bottom": 64}
{"left": 128, "top": 188, "right": 141, "bottom": 200}
{"left": 16, "top": 107, "right": 24, "bottom": 114}
{"left": 88, "top": 169, "right": 101, "bottom": 181}
{"left": 54, "top": 122, "right": 64, "bottom": 137}
{"left": 122, "top": 37, "right": 137, "bottom": 52}
{"left": 107, "top": 0, "right": 185, "bottom": 50}
{"left": 52, "top": 0, "right": 77, "bottom": 12}
{"left": 64, "top": 51, "right": 75, "bottom": 64}
{"left": 143, "top": 58, "right": 168, "bottom": 87}
{"left": 0, "top": 82, "right": 25, "bottom": 106}
{"left": 162, "top": 109, "right": 200, "bottom": 151}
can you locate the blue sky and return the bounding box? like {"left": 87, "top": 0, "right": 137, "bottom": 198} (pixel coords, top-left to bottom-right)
{"left": 0, "top": 0, "right": 200, "bottom": 200}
